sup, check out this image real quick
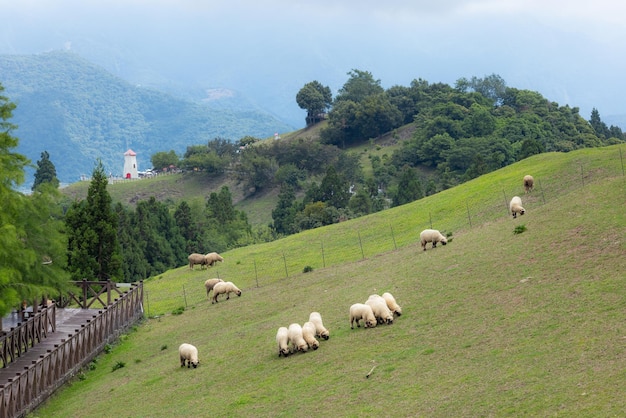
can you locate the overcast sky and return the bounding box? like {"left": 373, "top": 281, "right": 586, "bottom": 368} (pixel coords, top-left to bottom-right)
{"left": 2, "top": 0, "right": 625, "bottom": 127}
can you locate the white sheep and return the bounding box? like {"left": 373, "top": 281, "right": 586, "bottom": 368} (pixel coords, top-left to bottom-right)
{"left": 420, "top": 229, "right": 448, "bottom": 251}
{"left": 204, "top": 252, "right": 224, "bottom": 267}
{"left": 188, "top": 253, "right": 208, "bottom": 269}
{"left": 276, "top": 327, "right": 290, "bottom": 357}
{"left": 302, "top": 321, "right": 320, "bottom": 350}
{"left": 211, "top": 281, "right": 242, "bottom": 304}
{"left": 382, "top": 292, "right": 402, "bottom": 317}
{"left": 365, "top": 294, "right": 394, "bottom": 325}
{"left": 308, "top": 312, "right": 330, "bottom": 340}
{"left": 178, "top": 343, "right": 199, "bottom": 368}
{"left": 204, "top": 278, "right": 223, "bottom": 300}
{"left": 523, "top": 175, "right": 534, "bottom": 193}
{"left": 287, "top": 323, "right": 308, "bottom": 353}
{"left": 349, "top": 303, "right": 377, "bottom": 329}
{"left": 510, "top": 196, "right": 526, "bottom": 219}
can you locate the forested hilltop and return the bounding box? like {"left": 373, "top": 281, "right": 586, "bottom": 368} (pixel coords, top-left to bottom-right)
{"left": 0, "top": 51, "right": 293, "bottom": 185}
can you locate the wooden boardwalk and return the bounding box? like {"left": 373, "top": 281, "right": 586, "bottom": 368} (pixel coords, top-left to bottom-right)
{"left": 0, "top": 309, "right": 99, "bottom": 384}
{"left": 1, "top": 281, "right": 143, "bottom": 418}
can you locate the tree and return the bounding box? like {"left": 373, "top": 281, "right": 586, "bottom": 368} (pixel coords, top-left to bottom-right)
{"left": 1, "top": 84, "right": 69, "bottom": 318}
{"left": 151, "top": 150, "right": 179, "bottom": 171}
{"left": 271, "top": 183, "right": 299, "bottom": 235}
{"left": 456, "top": 74, "right": 507, "bottom": 105}
{"left": 589, "top": 108, "right": 610, "bottom": 139}
{"left": 335, "top": 69, "right": 384, "bottom": 104}
{"left": 296, "top": 81, "right": 332, "bottom": 126}
{"left": 32, "top": 150, "right": 60, "bottom": 190}
{"left": 65, "top": 160, "right": 123, "bottom": 281}
{"left": 392, "top": 166, "right": 423, "bottom": 207}
{"left": 319, "top": 165, "right": 351, "bottom": 209}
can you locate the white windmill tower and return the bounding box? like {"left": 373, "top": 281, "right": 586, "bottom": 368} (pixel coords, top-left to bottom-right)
{"left": 123, "top": 149, "right": 138, "bottom": 179}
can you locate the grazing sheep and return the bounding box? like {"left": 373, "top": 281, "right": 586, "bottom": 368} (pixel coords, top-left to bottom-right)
{"left": 365, "top": 294, "right": 394, "bottom": 325}
{"left": 204, "top": 278, "right": 224, "bottom": 300}
{"left": 287, "top": 323, "right": 308, "bottom": 353}
{"left": 308, "top": 312, "right": 330, "bottom": 340}
{"left": 204, "top": 252, "right": 224, "bottom": 267}
{"left": 510, "top": 196, "right": 526, "bottom": 219}
{"left": 523, "top": 175, "right": 534, "bottom": 193}
{"left": 349, "top": 303, "right": 377, "bottom": 329}
{"left": 188, "top": 253, "right": 208, "bottom": 270}
{"left": 178, "top": 343, "right": 199, "bottom": 368}
{"left": 382, "top": 292, "right": 402, "bottom": 316}
{"left": 212, "top": 281, "right": 242, "bottom": 304}
{"left": 302, "top": 321, "right": 320, "bottom": 350}
{"left": 276, "top": 327, "right": 290, "bottom": 357}
{"left": 420, "top": 229, "right": 448, "bottom": 251}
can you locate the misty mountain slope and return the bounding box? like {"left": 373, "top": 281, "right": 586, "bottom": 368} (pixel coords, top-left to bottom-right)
{"left": 0, "top": 51, "right": 294, "bottom": 185}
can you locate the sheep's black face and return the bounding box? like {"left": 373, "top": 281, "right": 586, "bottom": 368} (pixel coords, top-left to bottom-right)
{"left": 441, "top": 241, "right": 447, "bottom": 245}
{"left": 520, "top": 210, "right": 525, "bottom": 215}
{"left": 236, "top": 291, "right": 242, "bottom": 297}
{"left": 192, "top": 362, "right": 198, "bottom": 368}
{"left": 322, "top": 334, "right": 330, "bottom": 340}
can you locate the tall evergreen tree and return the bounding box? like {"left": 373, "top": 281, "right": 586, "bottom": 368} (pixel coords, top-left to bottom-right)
{"left": 319, "top": 165, "right": 351, "bottom": 209}
{"left": 393, "top": 166, "right": 423, "bottom": 207}
{"left": 1, "top": 84, "right": 69, "bottom": 318}
{"left": 272, "top": 183, "right": 298, "bottom": 235}
{"left": 32, "top": 150, "right": 60, "bottom": 190}
{"left": 65, "top": 160, "right": 122, "bottom": 281}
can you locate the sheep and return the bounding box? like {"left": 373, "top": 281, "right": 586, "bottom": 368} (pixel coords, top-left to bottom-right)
{"left": 420, "top": 229, "right": 448, "bottom": 251}
{"left": 204, "top": 252, "right": 224, "bottom": 267}
{"left": 365, "top": 294, "right": 394, "bottom": 325}
{"left": 349, "top": 303, "right": 377, "bottom": 329}
{"left": 287, "top": 323, "right": 308, "bottom": 353}
{"left": 510, "top": 196, "right": 526, "bottom": 219}
{"left": 276, "top": 327, "right": 290, "bottom": 357}
{"left": 188, "top": 253, "right": 208, "bottom": 270}
{"left": 178, "top": 343, "right": 199, "bottom": 368}
{"left": 308, "top": 311, "right": 330, "bottom": 340}
{"left": 523, "top": 175, "right": 534, "bottom": 193}
{"left": 382, "top": 292, "right": 402, "bottom": 317}
{"left": 211, "top": 281, "right": 242, "bottom": 304}
{"left": 204, "top": 278, "right": 224, "bottom": 300}
{"left": 302, "top": 321, "right": 320, "bottom": 350}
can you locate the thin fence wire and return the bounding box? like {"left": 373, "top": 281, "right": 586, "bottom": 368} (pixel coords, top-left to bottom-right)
{"left": 144, "top": 146, "right": 625, "bottom": 316}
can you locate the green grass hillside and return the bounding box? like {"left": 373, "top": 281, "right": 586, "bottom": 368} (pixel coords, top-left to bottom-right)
{"left": 32, "top": 145, "right": 626, "bottom": 417}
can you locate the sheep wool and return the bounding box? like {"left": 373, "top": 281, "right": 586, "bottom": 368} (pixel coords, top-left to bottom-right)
{"left": 276, "top": 327, "right": 290, "bottom": 357}
{"left": 178, "top": 343, "right": 199, "bottom": 368}
{"left": 204, "top": 278, "right": 224, "bottom": 299}
{"left": 365, "top": 294, "right": 394, "bottom": 325}
{"left": 287, "top": 323, "right": 308, "bottom": 353}
{"left": 308, "top": 312, "right": 330, "bottom": 340}
{"left": 302, "top": 321, "right": 320, "bottom": 350}
{"left": 349, "top": 303, "right": 377, "bottom": 329}
{"left": 420, "top": 229, "right": 448, "bottom": 251}
{"left": 204, "top": 252, "right": 224, "bottom": 267}
{"left": 523, "top": 175, "right": 534, "bottom": 193}
{"left": 382, "top": 292, "right": 402, "bottom": 316}
{"left": 212, "top": 281, "right": 242, "bottom": 304}
{"left": 188, "top": 253, "right": 208, "bottom": 270}
{"left": 510, "top": 196, "right": 526, "bottom": 219}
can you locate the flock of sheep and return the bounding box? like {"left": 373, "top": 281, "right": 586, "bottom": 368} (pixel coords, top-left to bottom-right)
{"left": 179, "top": 175, "right": 534, "bottom": 367}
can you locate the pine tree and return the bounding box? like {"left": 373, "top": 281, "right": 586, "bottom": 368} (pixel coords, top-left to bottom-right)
{"left": 32, "top": 150, "right": 60, "bottom": 190}
{"left": 393, "top": 166, "right": 423, "bottom": 207}
{"left": 65, "top": 160, "right": 123, "bottom": 281}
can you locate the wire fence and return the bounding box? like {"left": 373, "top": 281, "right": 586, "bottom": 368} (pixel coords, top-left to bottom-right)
{"left": 144, "top": 145, "right": 626, "bottom": 316}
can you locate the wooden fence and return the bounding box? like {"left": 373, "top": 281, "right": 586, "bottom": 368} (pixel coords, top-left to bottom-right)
{"left": 0, "top": 281, "right": 143, "bottom": 418}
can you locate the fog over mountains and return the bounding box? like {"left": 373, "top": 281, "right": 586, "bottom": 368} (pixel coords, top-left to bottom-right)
{"left": 2, "top": 0, "right": 625, "bottom": 186}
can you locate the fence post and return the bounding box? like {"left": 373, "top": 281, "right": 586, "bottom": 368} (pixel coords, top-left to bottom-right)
{"left": 321, "top": 242, "right": 326, "bottom": 268}
{"left": 620, "top": 147, "right": 625, "bottom": 177}
{"left": 580, "top": 164, "right": 584, "bottom": 187}
{"left": 429, "top": 212, "right": 433, "bottom": 229}
{"left": 358, "top": 231, "right": 365, "bottom": 259}
{"left": 502, "top": 190, "right": 509, "bottom": 215}
{"left": 390, "top": 224, "right": 397, "bottom": 250}
{"left": 254, "top": 259, "right": 259, "bottom": 286}
{"left": 282, "top": 251, "right": 289, "bottom": 278}
{"left": 182, "top": 285, "right": 187, "bottom": 308}
{"left": 539, "top": 179, "right": 546, "bottom": 204}
{"left": 466, "top": 200, "right": 472, "bottom": 227}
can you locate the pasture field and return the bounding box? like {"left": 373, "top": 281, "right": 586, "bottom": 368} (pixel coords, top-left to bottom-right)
{"left": 31, "top": 146, "right": 626, "bottom": 417}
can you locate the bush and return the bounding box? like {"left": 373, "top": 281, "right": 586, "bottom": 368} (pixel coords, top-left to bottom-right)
{"left": 303, "top": 265, "right": 314, "bottom": 273}
{"left": 513, "top": 224, "right": 527, "bottom": 234}
{"left": 172, "top": 306, "right": 185, "bottom": 315}
{"left": 111, "top": 361, "right": 126, "bottom": 372}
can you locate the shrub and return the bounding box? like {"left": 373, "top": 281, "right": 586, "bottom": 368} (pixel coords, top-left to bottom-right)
{"left": 513, "top": 224, "right": 527, "bottom": 234}
{"left": 303, "top": 265, "right": 314, "bottom": 273}
{"left": 172, "top": 306, "right": 185, "bottom": 315}
{"left": 112, "top": 361, "right": 126, "bottom": 372}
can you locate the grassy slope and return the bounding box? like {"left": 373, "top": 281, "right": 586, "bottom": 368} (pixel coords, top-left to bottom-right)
{"left": 32, "top": 146, "right": 626, "bottom": 417}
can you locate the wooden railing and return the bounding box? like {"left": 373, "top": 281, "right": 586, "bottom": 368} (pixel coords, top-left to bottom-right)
{"left": 0, "top": 281, "right": 143, "bottom": 418}
{"left": 0, "top": 305, "right": 56, "bottom": 369}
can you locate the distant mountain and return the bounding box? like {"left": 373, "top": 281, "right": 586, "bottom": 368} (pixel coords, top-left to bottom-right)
{"left": 0, "top": 51, "right": 295, "bottom": 187}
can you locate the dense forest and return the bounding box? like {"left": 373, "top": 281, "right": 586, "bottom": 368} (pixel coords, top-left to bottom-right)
{"left": 1, "top": 66, "right": 624, "bottom": 310}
